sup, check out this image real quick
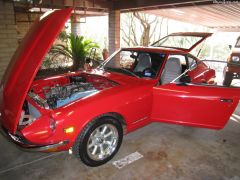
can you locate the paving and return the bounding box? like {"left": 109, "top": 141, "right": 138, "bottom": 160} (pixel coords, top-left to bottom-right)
{"left": 0, "top": 106, "right": 240, "bottom": 180}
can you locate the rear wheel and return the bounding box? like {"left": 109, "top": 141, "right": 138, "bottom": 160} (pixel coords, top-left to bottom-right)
{"left": 223, "top": 72, "right": 233, "bottom": 87}
{"left": 73, "top": 117, "right": 123, "bottom": 167}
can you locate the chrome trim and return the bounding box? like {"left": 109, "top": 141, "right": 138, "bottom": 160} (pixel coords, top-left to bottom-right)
{"left": 23, "top": 140, "right": 69, "bottom": 152}
{"left": 0, "top": 126, "right": 68, "bottom": 152}
{"left": 132, "top": 116, "right": 148, "bottom": 125}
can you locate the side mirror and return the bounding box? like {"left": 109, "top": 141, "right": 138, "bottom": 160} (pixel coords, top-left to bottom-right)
{"left": 229, "top": 45, "right": 232, "bottom": 50}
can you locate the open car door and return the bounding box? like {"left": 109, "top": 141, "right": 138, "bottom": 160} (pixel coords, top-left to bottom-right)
{"left": 151, "top": 60, "right": 240, "bottom": 130}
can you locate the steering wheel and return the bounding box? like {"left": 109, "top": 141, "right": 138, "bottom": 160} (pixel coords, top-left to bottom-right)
{"left": 142, "top": 68, "right": 156, "bottom": 77}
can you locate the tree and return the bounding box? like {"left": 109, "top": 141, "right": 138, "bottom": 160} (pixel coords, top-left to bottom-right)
{"left": 121, "top": 12, "right": 165, "bottom": 47}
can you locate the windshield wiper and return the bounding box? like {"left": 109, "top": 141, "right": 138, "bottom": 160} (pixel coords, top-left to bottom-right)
{"left": 118, "top": 68, "right": 140, "bottom": 78}
{"left": 103, "top": 67, "right": 115, "bottom": 72}
{"left": 104, "top": 67, "right": 140, "bottom": 78}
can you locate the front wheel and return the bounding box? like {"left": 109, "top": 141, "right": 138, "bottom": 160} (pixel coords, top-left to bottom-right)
{"left": 73, "top": 117, "right": 123, "bottom": 167}
{"left": 223, "top": 72, "right": 233, "bottom": 87}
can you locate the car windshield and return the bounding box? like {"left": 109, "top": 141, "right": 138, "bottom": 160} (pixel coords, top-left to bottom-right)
{"left": 152, "top": 35, "right": 202, "bottom": 50}
{"left": 102, "top": 50, "right": 166, "bottom": 79}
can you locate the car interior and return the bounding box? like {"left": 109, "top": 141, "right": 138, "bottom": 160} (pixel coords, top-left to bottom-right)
{"left": 133, "top": 53, "right": 152, "bottom": 72}
{"left": 160, "top": 54, "right": 196, "bottom": 85}
{"left": 105, "top": 51, "right": 196, "bottom": 82}
{"left": 133, "top": 52, "right": 165, "bottom": 78}
{"left": 114, "top": 51, "right": 165, "bottom": 78}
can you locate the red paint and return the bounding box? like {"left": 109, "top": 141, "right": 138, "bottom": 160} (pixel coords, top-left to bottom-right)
{"left": 152, "top": 84, "right": 239, "bottom": 129}
{"left": 0, "top": 8, "right": 239, "bottom": 152}
{"left": 188, "top": 60, "right": 215, "bottom": 83}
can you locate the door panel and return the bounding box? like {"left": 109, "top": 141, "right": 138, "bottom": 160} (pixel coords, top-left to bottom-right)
{"left": 151, "top": 83, "right": 240, "bottom": 129}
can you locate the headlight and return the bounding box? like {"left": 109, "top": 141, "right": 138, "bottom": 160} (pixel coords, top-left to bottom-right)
{"left": 232, "top": 56, "right": 240, "bottom": 62}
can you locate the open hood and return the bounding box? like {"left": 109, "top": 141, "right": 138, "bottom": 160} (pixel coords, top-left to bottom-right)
{"left": 0, "top": 8, "right": 72, "bottom": 133}
{"left": 151, "top": 32, "right": 212, "bottom": 52}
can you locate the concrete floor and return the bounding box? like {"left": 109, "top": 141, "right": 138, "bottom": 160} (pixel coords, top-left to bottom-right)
{"left": 1, "top": 107, "right": 240, "bottom": 180}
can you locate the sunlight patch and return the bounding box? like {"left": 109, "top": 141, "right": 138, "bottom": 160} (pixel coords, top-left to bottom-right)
{"left": 112, "top": 152, "right": 143, "bottom": 169}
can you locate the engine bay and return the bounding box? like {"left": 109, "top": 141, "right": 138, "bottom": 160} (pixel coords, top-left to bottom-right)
{"left": 44, "top": 82, "right": 97, "bottom": 109}
{"left": 19, "top": 73, "right": 118, "bottom": 127}
{"left": 27, "top": 73, "right": 118, "bottom": 109}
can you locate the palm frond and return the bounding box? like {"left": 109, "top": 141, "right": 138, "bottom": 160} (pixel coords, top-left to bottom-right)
{"left": 49, "top": 33, "right": 100, "bottom": 70}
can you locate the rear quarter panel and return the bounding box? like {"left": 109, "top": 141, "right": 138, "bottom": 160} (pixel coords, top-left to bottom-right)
{"left": 189, "top": 62, "right": 215, "bottom": 83}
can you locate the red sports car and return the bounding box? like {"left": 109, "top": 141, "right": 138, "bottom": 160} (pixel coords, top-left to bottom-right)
{"left": 0, "top": 8, "right": 239, "bottom": 167}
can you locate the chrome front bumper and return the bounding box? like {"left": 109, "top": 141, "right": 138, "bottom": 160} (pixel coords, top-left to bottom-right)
{"left": 0, "top": 126, "right": 69, "bottom": 152}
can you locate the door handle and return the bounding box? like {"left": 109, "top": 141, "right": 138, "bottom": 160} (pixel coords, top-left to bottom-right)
{"left": 220, "top": 99, "right": 233, "bottom": 103}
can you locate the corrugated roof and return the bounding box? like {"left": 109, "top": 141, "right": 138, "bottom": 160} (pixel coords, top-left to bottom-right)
{"left": 146, "top": 4, "right": 240, "bottom": 31}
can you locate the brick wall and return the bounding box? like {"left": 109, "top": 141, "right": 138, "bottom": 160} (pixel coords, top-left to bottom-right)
{"left": 0, "top": 0, "right": 18, "bottom": 81}
{"left": 16, "top": 12, "right": 39, "bottom": 41}
{"left": 108, "top": 10, "right": 120, "bottom": 55}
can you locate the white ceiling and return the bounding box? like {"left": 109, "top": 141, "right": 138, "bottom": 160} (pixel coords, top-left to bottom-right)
{"left": 146, "top": 4, "right": 240, "bottom": 32}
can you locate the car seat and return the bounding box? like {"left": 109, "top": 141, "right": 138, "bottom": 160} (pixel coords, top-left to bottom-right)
{"left": 134, "top": 53, "right": 152, "bottom": 72}
{"left": 161, "top": 57, "right": 182, "bottom": 85}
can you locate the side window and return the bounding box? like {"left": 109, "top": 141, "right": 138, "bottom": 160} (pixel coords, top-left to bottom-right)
{"left": 187, "top": 55, "right": 197, "bottom": 69}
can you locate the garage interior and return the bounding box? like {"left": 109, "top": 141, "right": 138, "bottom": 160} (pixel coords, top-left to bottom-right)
{"left": 0, "top": 0, "right": 240, "bottom": 179}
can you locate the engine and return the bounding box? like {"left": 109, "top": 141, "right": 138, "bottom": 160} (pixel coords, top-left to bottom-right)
{"left": 28, "top": 74, "right": 119, "bottom": 110}
{"left": 21, "top": 74, "right": 118, "bottom": 126}
{"left": 44, "top": 82, "right": 97, "bottom": 109}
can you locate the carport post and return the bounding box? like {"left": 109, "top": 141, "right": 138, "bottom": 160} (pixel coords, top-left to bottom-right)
{"left": 71, "top": 14, "right": 81, "bottom": 36}
{"left": 108, "top": 10, "right": 120, "bottom": 55}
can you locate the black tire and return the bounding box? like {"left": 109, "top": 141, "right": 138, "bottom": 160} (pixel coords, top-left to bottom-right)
{"left": 223, "top": 72, "right": 233, "bottom": 87}
{"left": 73, "top": 116, "right": 123, "bottom": 167}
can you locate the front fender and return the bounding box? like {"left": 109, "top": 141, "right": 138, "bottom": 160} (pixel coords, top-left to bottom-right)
{"left": 52, "top": 84, "right": 153, "bottom": 145}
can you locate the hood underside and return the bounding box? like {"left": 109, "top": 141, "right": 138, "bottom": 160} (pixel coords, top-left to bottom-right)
{"left": 0, "top": 8, "right": 72, "bottom": 133}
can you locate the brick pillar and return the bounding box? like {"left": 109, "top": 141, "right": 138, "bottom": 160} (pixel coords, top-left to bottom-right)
{"left": 0, "top": 0, "right": 18, "bottom": 81}
{"left": 108, "top": 10, "right": 120, "bottom": 55}
{"left": 71, "top": 15, "right": 81, "bottom": 36}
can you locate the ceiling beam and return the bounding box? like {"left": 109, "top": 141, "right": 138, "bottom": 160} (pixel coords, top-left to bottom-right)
{"left": 64, "top": 0, "right": 113, "bottom": 9}
{"left": 114, "top": 0, "right": 213, "bottom": 11}
{"left": 215, "top": 26, "right": 240, "bottom": 32}
{"left": 13, "top": 0, "right": 113, "bottom": 11}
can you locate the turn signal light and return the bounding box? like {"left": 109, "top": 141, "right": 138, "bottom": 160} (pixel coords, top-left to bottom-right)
{"left": 64, "top": 126, "right": 75, "bottom": 134}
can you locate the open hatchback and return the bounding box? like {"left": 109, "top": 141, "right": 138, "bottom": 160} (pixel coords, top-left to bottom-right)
{"left": 151, "top": 32, "right": 212, "bottom": 52}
